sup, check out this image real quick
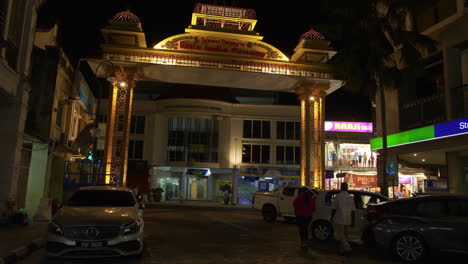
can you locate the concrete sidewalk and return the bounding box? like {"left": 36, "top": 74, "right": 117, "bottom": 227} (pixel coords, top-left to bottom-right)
{"left": 0, "top": 222, "right": 47, "bottom": 264}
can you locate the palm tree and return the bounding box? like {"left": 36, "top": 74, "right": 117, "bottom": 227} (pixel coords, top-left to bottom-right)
{"left": 317, "top": 0, "right": 437, "bottom": 196}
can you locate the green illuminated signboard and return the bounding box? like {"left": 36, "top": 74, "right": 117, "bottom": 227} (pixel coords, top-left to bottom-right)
{"left": 370, "top": 125, "right": 435, "bottom": 150}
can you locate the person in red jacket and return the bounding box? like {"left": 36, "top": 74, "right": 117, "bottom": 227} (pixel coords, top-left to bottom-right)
{"left": 293, "top": 187, "right": 316, "bottom": 250}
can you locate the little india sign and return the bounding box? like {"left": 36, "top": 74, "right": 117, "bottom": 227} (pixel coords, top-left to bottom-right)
{"left": 158, "top": 35, "right": 285, "bottom": 60}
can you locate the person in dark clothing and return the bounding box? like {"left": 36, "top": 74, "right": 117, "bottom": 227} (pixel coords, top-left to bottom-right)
{"left": 293, "top": 187, "right": 316, "bottom": 250}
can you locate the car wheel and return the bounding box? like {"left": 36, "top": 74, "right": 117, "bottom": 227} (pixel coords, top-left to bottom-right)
{"left": 393, "top": 233, "right": 427, "bottom": 263}
{"left": 312, "top": 221, "right": 333, "bottom": 240}
{"left": 262, "top": 204, "right": 277, "bottom": 222}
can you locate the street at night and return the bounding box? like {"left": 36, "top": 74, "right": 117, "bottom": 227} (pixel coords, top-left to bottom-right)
{"left": 1, "top": 1, "right": 467, "bottom": 263}
{"left": 14, "top": 203, "right": 463, "bottom": 264}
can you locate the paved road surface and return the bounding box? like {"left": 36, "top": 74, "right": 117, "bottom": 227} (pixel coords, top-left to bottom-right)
{"left": 17, "top": 203, "right": 461, "bottom": 264}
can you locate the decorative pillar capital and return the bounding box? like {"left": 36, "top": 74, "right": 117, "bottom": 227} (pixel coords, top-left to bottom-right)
{"left": 295, "top": 82, "right": 327, "bottom": 101}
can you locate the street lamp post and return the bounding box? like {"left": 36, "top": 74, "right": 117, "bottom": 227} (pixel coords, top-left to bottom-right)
{"left": 89, "top": 60, "right": 122, "bottom": 184}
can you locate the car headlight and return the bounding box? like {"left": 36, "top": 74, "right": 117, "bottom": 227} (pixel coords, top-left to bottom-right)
{"left": 122, "top": 221, "right": 140, "bottom": 235}
{"left": 48, "top": 221, "right": 63, "bottom": 235}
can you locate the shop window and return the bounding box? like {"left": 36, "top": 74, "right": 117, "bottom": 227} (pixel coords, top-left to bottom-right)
{"left": 129, "top": 140, "right": 143, "bottom": 159}
{"left": 276, "top": 146, "right": 300, "bottom": 165}
{"left": 277, "top": 121, "right": 300, "bottom": 140}
{"left": 167, "top": 117, "right": 218, "bottom": 163}
{"left": 336, "top": 143, "right": 374, "bottom": 168}
{"left": 242, "top": 144, "right": 270, "bottom": 164}
{"left": 130, "top": 116, "right": 145, "bottom": 134}
{"left": 243, "top": 120, "right": 270, "bottom": 139}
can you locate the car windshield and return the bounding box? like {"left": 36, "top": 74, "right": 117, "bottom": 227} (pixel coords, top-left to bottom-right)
{"left": 67, "top": 190, "right": 136, "bottom": 207}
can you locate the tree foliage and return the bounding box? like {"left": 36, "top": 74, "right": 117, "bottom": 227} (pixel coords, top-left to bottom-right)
{"left": 317, "top": 0, "right": 437, "bottom": 99}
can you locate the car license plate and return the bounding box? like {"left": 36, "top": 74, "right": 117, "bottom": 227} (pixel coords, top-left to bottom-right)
{"left": 77, "top": 241, "right": 106, "bottom": 248}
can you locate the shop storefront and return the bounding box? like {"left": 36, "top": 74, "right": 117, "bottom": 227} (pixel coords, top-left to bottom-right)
{"left": 151, "top": 167, "right": 233, "bottom": 203}
{"left": 326, "top": 142, "right": 377, "bottom": 168}
{"left": 324, "top": 140, "right": 379, "bottom": 192}
{"left": 238, "top": 166, "right": 300, "bottom": 205}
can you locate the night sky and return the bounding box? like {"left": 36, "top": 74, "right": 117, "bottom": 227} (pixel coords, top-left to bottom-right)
{"left": 37, "top": 0, "right": 372, "bottom": 122}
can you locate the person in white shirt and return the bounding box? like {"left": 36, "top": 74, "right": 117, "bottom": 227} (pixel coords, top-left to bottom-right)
{"left": 331, "top": 182, "right": 356, "bottom": 257}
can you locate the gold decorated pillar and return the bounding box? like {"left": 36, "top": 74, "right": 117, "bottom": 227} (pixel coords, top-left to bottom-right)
{"left": 103, "top": 67, "right": 137, "bottom": 186}
{"left": 296, "top": 83, "right": 327, "bottom": 189}
{"left": 296, "top": 85, "right": 313, "bottom": 187}
{"left": 312, "top": 89, "right": 327, "bottom": 189}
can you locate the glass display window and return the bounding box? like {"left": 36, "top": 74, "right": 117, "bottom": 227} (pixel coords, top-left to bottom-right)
{"left": 188, "top": 176, "right": 208, "bottom": 200}
{"left": 336, "top": 143, "right": 375, "bottom": 168}
{"left": 159, "top": 177, "right": 180, "bottom": 201}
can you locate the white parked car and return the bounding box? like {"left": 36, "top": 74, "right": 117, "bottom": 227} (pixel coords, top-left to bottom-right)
{"left": 311, "top": 190, "right": 388, "bottom": 242}
{"left": 252, "top": 186, "right": 317, "bottom": 222}
{"left": 46, "top": 186, "right": 145, "bottom": 258}
{"left": 253, "top": 186, "right": 388, "bottom": 243}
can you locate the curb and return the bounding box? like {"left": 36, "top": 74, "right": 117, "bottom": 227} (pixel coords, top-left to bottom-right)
{"left": 0, "top": 238, "right": 45, "bottom": 264}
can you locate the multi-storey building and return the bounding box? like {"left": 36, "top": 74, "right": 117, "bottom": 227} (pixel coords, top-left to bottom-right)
{"left": 22, "top": 23, "right": 97, "bottom": 220}
{"left": 372, "top": 0, "right": 468, "bottom": 196}
{"left": 97, "top": 93, "right": 377, "bottom": 205}
{"left": 0, "top": 0, "right": 44, "bottom": 223}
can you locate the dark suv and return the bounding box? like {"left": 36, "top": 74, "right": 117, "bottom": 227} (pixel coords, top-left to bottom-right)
{"left": 366, "top": 194, "right": 468, "bottom": 262}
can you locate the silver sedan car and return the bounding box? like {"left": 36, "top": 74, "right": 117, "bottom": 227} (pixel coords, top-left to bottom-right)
{"left": 46, "top": 186, "right": 144, "bottom": 258}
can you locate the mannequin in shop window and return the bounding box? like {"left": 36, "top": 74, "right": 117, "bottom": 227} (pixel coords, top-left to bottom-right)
{"left": 332, "top": 151, "right": 337, "bottom": 166}
{"left": 363, "top": 152, "right": 368, "bottom": 167}
{"left": 369, "top": 153, "right": 375, "bottom": 167}
{"left": 353, "top": 152, "right": 359, "bottom": 167}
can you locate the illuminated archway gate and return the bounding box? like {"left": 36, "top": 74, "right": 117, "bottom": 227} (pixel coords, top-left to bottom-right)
{"left": 88, "top": 4, "right": 342, "bottom": 189}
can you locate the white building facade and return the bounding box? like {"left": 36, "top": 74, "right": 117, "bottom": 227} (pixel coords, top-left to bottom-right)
{"left": 99, "top": 96, "right": 376, "bottom": 205}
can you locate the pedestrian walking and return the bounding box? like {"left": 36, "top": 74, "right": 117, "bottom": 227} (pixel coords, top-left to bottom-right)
{"left": 293, "top": 187, "right": 316, "bottom": 250}
{"left": 331, "top": 182, "right": 356, "bottom": 257}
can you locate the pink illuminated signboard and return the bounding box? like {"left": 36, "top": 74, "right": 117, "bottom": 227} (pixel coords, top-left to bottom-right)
{"left": 324, "top": 121, "right": 373, "bottom": 133}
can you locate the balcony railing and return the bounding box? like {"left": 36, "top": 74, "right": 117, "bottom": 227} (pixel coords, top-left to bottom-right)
{"left": 399, "top": 94, "right": 446, "bottom": 130}
{"left": 451, "top": 83, "right": 468, "bottom": 120}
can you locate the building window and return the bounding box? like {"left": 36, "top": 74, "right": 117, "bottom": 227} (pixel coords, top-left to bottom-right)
{"left": 243, "top": 120, "right": 270, "bottom": 139}
{"left": 242, "top": 144, "right": 270, "bottom": 164}
{"left": 167, "top": 117, "right": 218, "bottom": 163}
{"left": 276, "top": 146, "right": 300, "bottom": 164}
{"left": 0, "top": 0, "right": 8, "bottom": 39}
{"left": 56, "top": 103, "right": 64, "bottom": 128}
{"left": 5, "top": 0, "right": 25, "bottom": 69}
{"left": 129, "top": 140, "right": 143, "bottom": 159}
{"left": 130, "top": 115, "right": 145, "bottom": 134}
{"left": 277, "top": 121, "right": 300, "bottom": 140}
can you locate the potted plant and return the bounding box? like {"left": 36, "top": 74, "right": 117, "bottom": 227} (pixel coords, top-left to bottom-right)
{"left": 151, "top": 187, "right": 164, "bottom": 202}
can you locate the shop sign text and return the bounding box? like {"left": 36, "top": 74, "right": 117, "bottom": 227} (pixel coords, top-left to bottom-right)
{"left": 324, "top": 121, "right": 373, "bottom": 133}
